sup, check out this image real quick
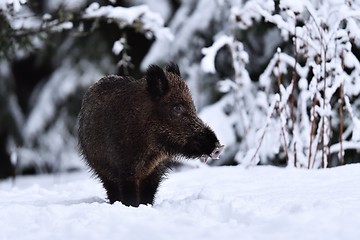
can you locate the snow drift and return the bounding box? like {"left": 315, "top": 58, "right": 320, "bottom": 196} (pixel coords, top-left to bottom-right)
{"left": 1, "top": 164, "right": 359, "bottom": 240}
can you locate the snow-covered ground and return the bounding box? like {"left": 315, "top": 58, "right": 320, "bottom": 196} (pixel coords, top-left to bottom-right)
{"left": 1, "top": 164, "right": 360, "bottom": 240}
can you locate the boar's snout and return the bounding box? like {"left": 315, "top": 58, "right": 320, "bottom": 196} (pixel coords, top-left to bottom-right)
{"left": 183, "top": 121, "right": 224, "bottom": 161}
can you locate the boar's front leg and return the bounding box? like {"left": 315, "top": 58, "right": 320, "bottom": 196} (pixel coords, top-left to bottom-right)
{"left": 139, "top": 164, "right": 165, "bottom": 205}
{"left": 120, "top": 179, "right": 140, "bottom": 207}
{"left": 101, "top": 178, "right": 122, "bottom": 204}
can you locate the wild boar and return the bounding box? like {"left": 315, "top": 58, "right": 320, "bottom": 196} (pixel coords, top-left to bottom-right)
{"left": 78, "top": 63, "right": 223, "bottom": 207}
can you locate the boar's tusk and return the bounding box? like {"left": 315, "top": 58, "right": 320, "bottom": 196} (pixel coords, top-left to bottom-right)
{"left": 209, "top": 143, "right": 224, "bottom": 160}
{"left": 201, "top": 143, "right": 225, "bottom": 163}
{"left": 201, "top": 155, "right": 210, "bottom": 163}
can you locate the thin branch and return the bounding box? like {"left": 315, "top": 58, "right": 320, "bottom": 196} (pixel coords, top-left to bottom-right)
{"left": 277, "top": 48, "right": 282, "bottom": 95}
{"left": 290, "top": 28, "right": 298, "bottom": 133}
{"left": 280, "top": 111, "right": 290, "bottom": 165}
{"left": 276, "top": 50, "right": 290, "bottom": 164}
{"left": 319, "top": 141, "right": 360, "bottom": 159}
{"left": 339, "top": 96, "right": 344, "bottom": 165}
{"left": 250, "top": 96, "right": 279, "bottom": 163}
{"left": 321, "top": 37, "right": 327, "bottom": 169}
{"left": 308, "top": 96, "right": 318, "bottom": 169}
{"left": 327, "top": 115, "right": 332, "bottom": 168}
{"left": 339, "top": 50, "right": 345, "bottom": 165}
{"left": 294, "top": 142, "right": 297, "bottom": 167}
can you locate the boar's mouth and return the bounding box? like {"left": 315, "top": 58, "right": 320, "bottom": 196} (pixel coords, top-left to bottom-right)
{"left": 201, "top": 143, "right": 224, "bottom": 163}
{"left": 182, "top": 140, "right": 224, "bottom": 162}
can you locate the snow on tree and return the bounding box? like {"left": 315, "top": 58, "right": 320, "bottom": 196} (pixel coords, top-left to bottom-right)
{"left": 204, "top": 0, "right": 360, "bottom": 168}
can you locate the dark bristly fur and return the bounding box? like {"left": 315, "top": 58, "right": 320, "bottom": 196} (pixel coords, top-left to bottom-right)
{"left": 165, "top": 62, "right": 181, "bottom": 76}
{"left": 78, "top": 63, "right": 220, "bottom": 207}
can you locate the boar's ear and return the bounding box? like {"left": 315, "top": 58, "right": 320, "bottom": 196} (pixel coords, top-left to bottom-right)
{"left": 146, "top": 64, "right": 169, "bottom": 99}
{"left": 165, "top": 62, "right": 181, "bottom": 77}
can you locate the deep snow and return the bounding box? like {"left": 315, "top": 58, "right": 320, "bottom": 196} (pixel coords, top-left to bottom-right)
{"left": 1, "top": 164, "right": 360, "bottom": 240}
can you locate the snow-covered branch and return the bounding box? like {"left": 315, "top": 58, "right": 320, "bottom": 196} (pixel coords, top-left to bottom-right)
{"left": 83, "top": 3, "right": 173, "bottom": 41}
{"left": 200, "top": 0, "right": 360, "bottom": 168}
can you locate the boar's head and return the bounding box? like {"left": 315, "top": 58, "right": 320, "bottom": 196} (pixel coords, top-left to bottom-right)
{"left": 145, "top": 63, "right": 223, "bottom": 161}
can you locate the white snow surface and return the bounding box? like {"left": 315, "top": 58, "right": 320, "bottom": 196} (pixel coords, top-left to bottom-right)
{"left": 1, "top": 164, "right": 360, "bottom": 240}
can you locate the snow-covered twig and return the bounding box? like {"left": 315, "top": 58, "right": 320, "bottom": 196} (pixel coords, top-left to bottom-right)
{"left": 83, "top": 3, "right": 173, "bottom": 41}
{"left": 250, "top": 95, "right": 280, "bottom": 165}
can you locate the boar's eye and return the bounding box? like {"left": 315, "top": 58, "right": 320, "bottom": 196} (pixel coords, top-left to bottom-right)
{"left": 173, "top": 104, "right": 186, "bottom": 116}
